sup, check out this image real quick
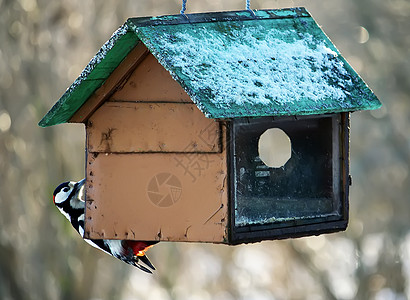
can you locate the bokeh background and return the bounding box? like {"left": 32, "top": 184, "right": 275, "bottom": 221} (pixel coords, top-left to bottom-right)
{"left": 1, "top": 0, "right": 409, "bottom": 299}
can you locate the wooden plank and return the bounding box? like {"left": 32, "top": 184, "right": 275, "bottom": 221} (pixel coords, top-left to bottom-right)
{"left": 69, "top": 42, "right": 150, "bottom": 123}
{"left": 83, "top": 134, "right": 228, "bottom": 242}
{"left": 87, "top": 102, "right": 221, "bottom": 153}
{"left": 110, "top": 53, "right": 192, "bottom": 102}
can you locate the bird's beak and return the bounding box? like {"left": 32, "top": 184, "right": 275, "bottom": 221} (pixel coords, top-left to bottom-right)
{"left": 74, "top": 178, "right": 86, "bottom": 192}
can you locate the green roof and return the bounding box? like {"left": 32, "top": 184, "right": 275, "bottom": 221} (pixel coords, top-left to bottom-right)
{"left": 39, "top": 7, "right": 381, "bottom": 127}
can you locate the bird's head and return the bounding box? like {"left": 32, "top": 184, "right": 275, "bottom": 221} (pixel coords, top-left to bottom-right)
{"left": 53, "top": 179, "right": 86, "bottom": 205}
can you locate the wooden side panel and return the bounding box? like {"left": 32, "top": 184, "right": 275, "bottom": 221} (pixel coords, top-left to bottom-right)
{"left": 110, "top": 53, "right": 192, "bottom": 102}
{"left": 82, "top": 42, "right": 229, "bottom": 243}
{"left": 87, "top": 102, "right": 220, "bottom": 153}
{"left": 84, "top": 126, "right": 228, "bottom": 242}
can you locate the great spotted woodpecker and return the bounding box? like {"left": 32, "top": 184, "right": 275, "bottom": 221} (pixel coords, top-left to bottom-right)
{"left": 53, "top": 179, "right": 157, "bottom": 273}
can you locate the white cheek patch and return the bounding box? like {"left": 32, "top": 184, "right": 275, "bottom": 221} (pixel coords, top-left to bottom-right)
{"left": 55, "top": 191, "right": 72, "bottom": 204}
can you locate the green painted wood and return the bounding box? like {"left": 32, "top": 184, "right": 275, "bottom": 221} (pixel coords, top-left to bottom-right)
{"left": 39, "top": 8, "right": 381, "bottom": 127}
{"left": 39, "top": 27, "right": 139, "bottom": 127}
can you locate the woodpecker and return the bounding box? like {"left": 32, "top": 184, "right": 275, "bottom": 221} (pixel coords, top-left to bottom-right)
{"left": 53, "top": 179, "right": 157, "bottom": 273}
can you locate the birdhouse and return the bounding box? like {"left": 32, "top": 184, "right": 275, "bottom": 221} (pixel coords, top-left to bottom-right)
{"left": 39, "top": 8, "right": 381, "bottom": 244}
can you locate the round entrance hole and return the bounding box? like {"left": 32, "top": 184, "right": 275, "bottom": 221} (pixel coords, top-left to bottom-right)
{"left": 258, "top": 128, "right": 292, "bottom": 168}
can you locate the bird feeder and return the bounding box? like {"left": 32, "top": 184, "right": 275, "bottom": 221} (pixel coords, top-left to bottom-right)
{"left": 39, "top": 8, "right": 381, "bottom": 244}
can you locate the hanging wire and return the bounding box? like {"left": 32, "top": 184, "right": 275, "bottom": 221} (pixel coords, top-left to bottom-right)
{"left": 180, "top": 0, "right": 187, "bottom": 15}
{"left": 246, "top": 0, "right": 256, "bottom": 16}
{"left": 181, "top": 0, "right": 253, "bottom": 16}
{"left": 246, "top": 0, "right": 251, "bottom": 10}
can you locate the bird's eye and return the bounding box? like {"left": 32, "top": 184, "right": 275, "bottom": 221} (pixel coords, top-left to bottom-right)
{"left": 63, "top": 187, "right": 69, "bottom": 192}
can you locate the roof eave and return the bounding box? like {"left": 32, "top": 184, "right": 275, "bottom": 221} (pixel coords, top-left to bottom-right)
{"left": 38, "top": 25, "right": 139, "bottom": 127}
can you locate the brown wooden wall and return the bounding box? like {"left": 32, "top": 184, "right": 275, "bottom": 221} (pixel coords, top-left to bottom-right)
{"left": 82, "top": 50, "right": 229, "bottom": 243}
{"left": 87, "top": 102, "right": 221, "bottom": 153}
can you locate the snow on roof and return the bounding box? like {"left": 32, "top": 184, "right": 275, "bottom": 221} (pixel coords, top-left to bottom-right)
{"left": 140, "top": 24, "right": 346, "bottom": 114}
{"left": 131, "top": 11, "right": 380, "bottom": 118}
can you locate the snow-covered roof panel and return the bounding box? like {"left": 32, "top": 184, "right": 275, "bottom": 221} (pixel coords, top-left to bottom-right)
{"left": 129, "top": 9, "right": 380, "bottom": 118}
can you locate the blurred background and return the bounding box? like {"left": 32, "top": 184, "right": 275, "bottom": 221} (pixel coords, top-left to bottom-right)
{"left": 0, "top": 0, "right": 409, "bottom": 299}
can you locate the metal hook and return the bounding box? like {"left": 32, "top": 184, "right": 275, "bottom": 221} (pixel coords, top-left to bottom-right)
{"left": 246, "top": 0, "right": 256, "bottom": 17}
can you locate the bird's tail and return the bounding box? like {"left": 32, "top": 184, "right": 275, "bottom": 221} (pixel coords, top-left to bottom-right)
{"left": 133, "top": 254, "right": 156, "bottom": 273}
{"left": 125, "top": 240, "right": 159, "bottom": 273}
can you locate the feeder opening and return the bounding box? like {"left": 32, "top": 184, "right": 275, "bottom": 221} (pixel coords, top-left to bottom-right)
{"left": 258, "top": 128, "right": 292, "bottom": 168}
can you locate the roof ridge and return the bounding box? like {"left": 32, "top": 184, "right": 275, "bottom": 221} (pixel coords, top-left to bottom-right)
{"left": 127, "top": 7, "right": 310, "bottom": 27}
